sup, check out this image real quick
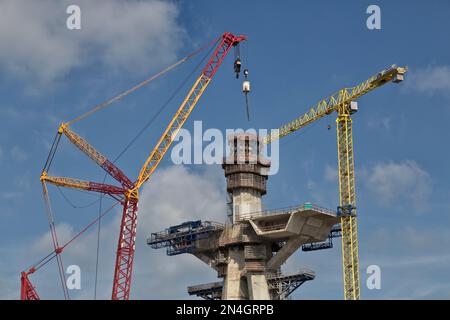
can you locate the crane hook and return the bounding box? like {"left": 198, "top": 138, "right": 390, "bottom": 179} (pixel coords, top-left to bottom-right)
{"left": 242, "top": 69, "right": 250, "bottom": 121}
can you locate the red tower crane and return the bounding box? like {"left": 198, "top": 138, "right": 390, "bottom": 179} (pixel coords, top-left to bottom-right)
{"left": 21, "top": 32, "right": 247, "bottom": 300}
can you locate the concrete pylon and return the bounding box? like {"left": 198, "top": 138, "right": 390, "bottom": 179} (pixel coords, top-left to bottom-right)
{"left": 220, "top": 133, "right": 271, "bottom": 299}
{"left": 149, "top": 133, "right": 340, "bottom": 300}
{"left": 223, "top": 133, "right": 270, "bottom": 222}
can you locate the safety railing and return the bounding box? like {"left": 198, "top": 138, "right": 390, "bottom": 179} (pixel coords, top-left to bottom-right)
{"left": 245, "top": 202, "right": 336, "bottom": 218}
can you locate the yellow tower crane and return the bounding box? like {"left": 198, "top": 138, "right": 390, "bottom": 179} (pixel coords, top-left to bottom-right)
{"left": 264, "top": 64, "right": 408, "bottom": 300}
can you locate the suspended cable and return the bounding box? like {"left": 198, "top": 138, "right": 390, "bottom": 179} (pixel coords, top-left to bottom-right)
{"left": 94, "top": 193, "right": 102, "bottom": 300}
{"left": 56, "top": 186, "right": 101, "bottom": 209}
{"left": 67, "top": 36, "right": 220, "bottom": 126}
{"left": 43, "top": 132, "right": 62, "bottom": 172}
{"left": 35, "top": 39, "right": 220, "bottom": 282}
{"left": 92, "top": 40, "right": 220, "bottom": 297}
{"left": 33, "top": 252, "right": 57, "bottom": 272}
{"left": 245, "top": 94, "right": 250, "bottom": 121}
{"left": 24, "top": 250, "right": 56, "bottom": 274}
{"left": 279, "top": 118, "right": 319, "bottom": 147}
{"left": 62, "top": 186, "right": 110, "bottom": 198}
{"left": 246, "top": 40, "right": 249, "bottom": 69}
{"left": 111, "top": 38, "right": 220, "bottom": 164}
{"left": 30, "top": 34, "right": 228, "bottom": 300}
{"left": 92, "top": 39, "right": 220, "bottom": 297}
{"left": 56, "top": 253, "right": 69, "bottom": 300}
{"left": 24, "top": 201, "right": 120, "bottom": 276}
{"left": 61, "top": 201, "right": 120, "bottom": 250}
{"left": 41, "top": 181, "right": 69, "bottom": 300}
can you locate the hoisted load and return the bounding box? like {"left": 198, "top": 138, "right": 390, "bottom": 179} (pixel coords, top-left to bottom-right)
{"left": 242, "top": 69, "right": 250, "bottom": 120}
{"left": 242, "top": 69, "right": 250, "bottom": 93}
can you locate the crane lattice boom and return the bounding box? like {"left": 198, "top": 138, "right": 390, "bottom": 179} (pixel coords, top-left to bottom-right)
{"left": 41, "top": 173, "right": 126, "bottom": 197}
{"left": 264, "top": 65, "right": 407, "bottom": 144}
{"left": 22, "top": 32, "right": 247, "bottom": 300}
{"left": 58, "top": 124, "right": 134, "bottom": 189}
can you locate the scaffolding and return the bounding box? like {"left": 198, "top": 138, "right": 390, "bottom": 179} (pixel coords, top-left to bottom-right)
{"left": 302, "top": 224, "right": 342, "bottom": 252}
{"left": 147, "top": 220, "right": 224, "bottom": 256}
{"left": 187, "top": 282, "right": 223, "bottom": 300}
{"left": 187, "top": 269, "right": 316, "bottom": 300}
{"left": 267, "top": 269, "right": 316, "bottom": 300}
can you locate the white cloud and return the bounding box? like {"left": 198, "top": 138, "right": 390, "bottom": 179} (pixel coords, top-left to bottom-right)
{"left": 363, "top": 225, "right": 450, "bottom": 299}
{"left": 10, "top": 146, "right": 28, "bottom": 162}
{"left": 367, "top": 117, "right": 392, "bottom": 131}
{"left": 407, "top": 65, "right": 450, "bottom": 96}
{"left": 1, "top": 192, "right": 23, "bottom": 200}
{"left": 138, "top": 165, "right": 226, "bottom": 229}
{"left": 23, "top": 165, "right": 226, "bottom": 299}
{"left": 362, "top": 160, "right": 432, "bottom": 213}
{"left": 13, "top": 175, "right": 31, "bottom": 190}
{"left": 0, "top": 0, "right": 184, "bottom": 85}
{"left": 32, "top": 223, "right": 75, "bottom": 254}
{"left": 0, "top": 106, "right": 37, "bottom": 120}
{"left": 367, "top": 225, "right": 450, "bottom": 254}
{"left": 302, "top": 166, "right": 339, "bottom": 209}
{"left": 324, "top": 164, "right": 338, "bottom": 182}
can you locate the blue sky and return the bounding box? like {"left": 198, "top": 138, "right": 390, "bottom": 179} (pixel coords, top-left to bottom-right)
{"left": 1, "top": 0, "right": 450, "bottom": 299}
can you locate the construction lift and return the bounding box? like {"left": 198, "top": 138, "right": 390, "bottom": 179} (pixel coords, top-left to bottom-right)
{"left": 264, "top": 64, "right": 408, "bottom": 300}
{"left": 21, "top": 32, "right": 247, "bottom": 300}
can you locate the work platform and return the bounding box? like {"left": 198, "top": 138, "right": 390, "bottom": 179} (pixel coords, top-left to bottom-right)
{"left": 148, "top": 202, "right": 339, "bottom": 299}
{"left": 248, "top": 203, "right": 338, "bottom": 239}
{"left": 187, "top": 269, "right": 316, "bottom": 300}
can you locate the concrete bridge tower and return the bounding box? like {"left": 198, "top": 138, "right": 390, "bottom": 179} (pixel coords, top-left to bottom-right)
{"left": 223, "top": 133, "right": 270, "bottom": 222}
{"left": 220, "top": 133, "right": 272, "bottom": 299}
{"left": 148, "top": 133, "right": 340, "bottom": 300}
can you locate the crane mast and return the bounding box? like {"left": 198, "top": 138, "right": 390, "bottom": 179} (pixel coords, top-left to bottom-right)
{"left": 20, "top": 272, "right": 40, "bottom": 300}
{"left": 265, "top": 65, "right": 407, "bottom": 300}
{"left": 58, "top": 124, "right": 134, "bottom": 189}
{"left": 336, "top": 103, "right": 359, "bottom": 299}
